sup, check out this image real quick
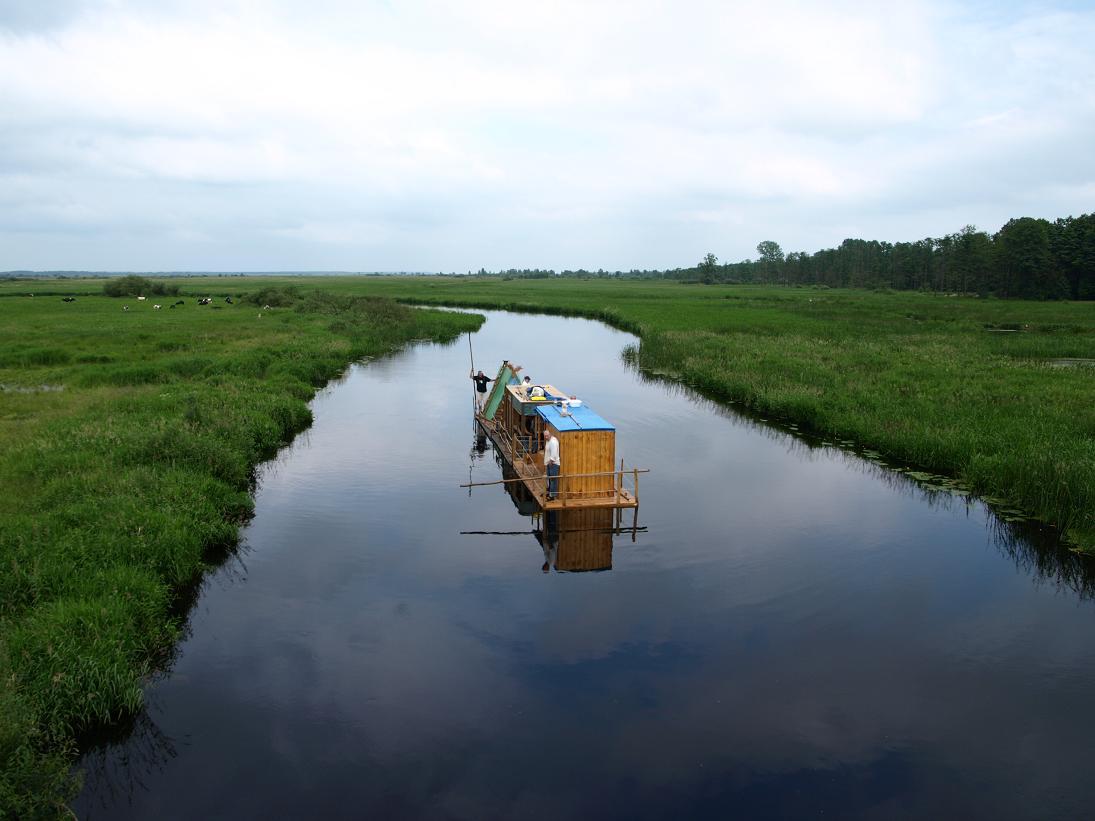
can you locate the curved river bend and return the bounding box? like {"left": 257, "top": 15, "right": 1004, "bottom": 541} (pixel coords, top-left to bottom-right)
{"left": 76, "top": 310, "right": 1095, "bottom": 820}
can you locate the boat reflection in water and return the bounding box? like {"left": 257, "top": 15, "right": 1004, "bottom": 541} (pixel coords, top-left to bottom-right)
{"left": 537, "top": 507, "right": 617, "bottom": 573}
{"left": 466, "top": 442, "right": 644, "bottom": 573}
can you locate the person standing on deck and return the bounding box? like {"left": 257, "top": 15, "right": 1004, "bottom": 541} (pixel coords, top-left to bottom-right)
{"left": 470, "top": 369, "right": 493, "bottom": 409}
{"left": 544, "top": 429, "right": 560, "bottom": 500}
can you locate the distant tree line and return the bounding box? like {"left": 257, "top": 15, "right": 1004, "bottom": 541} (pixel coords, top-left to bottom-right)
{"left": 685, "top": 213, "right": 1093, "bottom": 299}
{"left": 477, "top": 213, "right": 1093, "bottom": 300}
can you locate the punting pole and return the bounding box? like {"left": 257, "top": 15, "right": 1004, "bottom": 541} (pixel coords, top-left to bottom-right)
{"left": 467, "top": 331, "right": 477, "bottom": 415}
{"left": 467, "top": 331, "right": 478, "bottom": 492}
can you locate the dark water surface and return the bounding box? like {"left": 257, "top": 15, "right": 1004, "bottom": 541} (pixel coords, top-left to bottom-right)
{"left": 75, "top": 311, "right": 1095, "bottom": 820}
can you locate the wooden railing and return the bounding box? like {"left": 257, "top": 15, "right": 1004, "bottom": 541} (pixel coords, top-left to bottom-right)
{"left": 491, "top": 420, "right": 540, "bottom": 471}
{"left": 461, "top": 466, "right": 647, "bottom": 506}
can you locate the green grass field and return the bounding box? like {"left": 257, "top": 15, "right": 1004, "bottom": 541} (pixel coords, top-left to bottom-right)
{"left": 0, "top": 286, "right": 480, "bottom": 816}
{"left": 1, "top": 274, "right": 1092, "bottom": 814}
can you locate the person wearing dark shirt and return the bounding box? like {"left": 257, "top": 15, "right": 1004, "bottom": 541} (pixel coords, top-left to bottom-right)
{"left": 471, "top": 369, "right": 493, "bottom": 408}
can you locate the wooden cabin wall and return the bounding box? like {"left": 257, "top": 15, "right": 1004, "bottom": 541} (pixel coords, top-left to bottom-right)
{"left": 533, "top": 419, "right": 547, "bottom": 472}
{"left": 559, "top": 429, "right": 615, "bottom": 496}
{"left": 504, "top": 392, "right": 518, "bottom": 434}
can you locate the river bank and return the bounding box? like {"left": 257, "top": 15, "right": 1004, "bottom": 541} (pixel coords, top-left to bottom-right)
{"left": 0, "top": 289, "right": 480, "bottom": 816}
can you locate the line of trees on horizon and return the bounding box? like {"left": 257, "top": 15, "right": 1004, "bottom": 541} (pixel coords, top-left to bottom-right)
{"left": 483, "top": 212, "right": 1094, "bottom": 300}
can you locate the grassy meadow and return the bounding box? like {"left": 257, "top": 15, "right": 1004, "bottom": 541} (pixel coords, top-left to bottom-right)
{"left": 0, "top": 285, "right": 480, "bottom": 815}
{"left": 0, "top": 273, "right": 1092, "bottom": 813}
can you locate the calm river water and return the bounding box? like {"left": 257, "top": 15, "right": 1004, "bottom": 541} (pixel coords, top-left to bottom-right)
{"left": 75, "top": 310, "right": 1095, "bottom": 819}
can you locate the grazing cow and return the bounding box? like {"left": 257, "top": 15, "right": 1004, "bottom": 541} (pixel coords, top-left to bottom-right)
{"left": 175, "top": 300, "right": 185, "bottom": 306}
{"left": 169, "top": 304, "right": 176, "bottom": 309}
{"left": 225, "top": 296, "right": 233, "bottom": 304}
{"left": 61, "top": 297, "right": 76, "bottom": 303}
{"left": 153, "top": 304, "right": 162, "bottom": 310}
{"left": 263, "top": 304, "right": 272, "bottom": 310}
{"left": 123, "top": 306, "right": 129, "bottom": 311}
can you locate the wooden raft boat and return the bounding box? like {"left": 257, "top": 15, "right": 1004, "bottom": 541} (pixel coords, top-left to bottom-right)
{"left": 472, "top": 361, "right": 642, "bottom": 511}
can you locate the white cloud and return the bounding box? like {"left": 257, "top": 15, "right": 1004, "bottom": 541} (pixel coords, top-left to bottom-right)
{"left": 0, "top": 0, "right": 1092, "bottom": 269}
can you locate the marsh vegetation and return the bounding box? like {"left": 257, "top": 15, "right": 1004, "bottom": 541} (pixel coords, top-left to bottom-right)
{"left": 2, "top": 274, "right": 1092, "bottom": 814}
{"left": 0, "top": 287, "right": 479, "bottom": 814}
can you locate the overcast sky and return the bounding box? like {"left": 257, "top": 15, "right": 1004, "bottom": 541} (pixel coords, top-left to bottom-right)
{"left": 2, "top": 0, "right": 1093, "bottom": 272}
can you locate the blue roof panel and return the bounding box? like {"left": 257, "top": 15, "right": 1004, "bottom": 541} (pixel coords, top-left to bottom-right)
{"left": 535, "top": 402, "right": 615, "bottom": 432}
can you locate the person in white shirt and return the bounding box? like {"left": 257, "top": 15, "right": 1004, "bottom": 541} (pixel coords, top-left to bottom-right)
{"left": 544, "top": 429, "right": 560, "bottom": 499}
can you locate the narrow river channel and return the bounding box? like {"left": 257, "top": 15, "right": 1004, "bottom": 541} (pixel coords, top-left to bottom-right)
{"left": 75, "top": 310, "right": 1095, "bottom": 819}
